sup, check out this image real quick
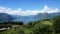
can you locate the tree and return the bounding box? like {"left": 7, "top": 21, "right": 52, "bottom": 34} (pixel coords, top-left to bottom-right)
{"left": 53, "top": 16, "right": 60, "bottom": 33}
{"left": 10, "top": 21, "right": 23, "bottom": 25}
{"left": 33, "top": 25, "right": 53, "bottom": 34}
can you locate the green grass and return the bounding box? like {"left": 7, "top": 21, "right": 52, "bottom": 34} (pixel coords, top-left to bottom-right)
{"left": 41, "top": 21, "right": 52, "bottom": 26}
{"left": 0, "top": 29, "right": 19, "bottom": 34}
{"left": 23, "top": 28, "right": 33, "bottom": 34}
{"left": 6, "top": 29, "right": 16, "bottom": 34}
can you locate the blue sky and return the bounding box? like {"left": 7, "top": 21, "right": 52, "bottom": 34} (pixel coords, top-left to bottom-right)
{"left": 0, "top": 0, "right": 60, "bottom": 10}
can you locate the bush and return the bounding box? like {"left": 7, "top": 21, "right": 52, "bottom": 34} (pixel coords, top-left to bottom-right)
{"left": 53, "top": 16, "right": 60, "bottom": 33}
{"left": 33, "top": 25, "right": 53, "bottom": 34}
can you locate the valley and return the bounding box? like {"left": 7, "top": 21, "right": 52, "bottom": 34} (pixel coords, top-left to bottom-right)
{"left": 0, "top": 16, "right": 60, "bottom": 34}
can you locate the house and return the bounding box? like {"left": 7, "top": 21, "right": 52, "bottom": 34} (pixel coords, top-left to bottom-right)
{"left": 12, "top": 25, "right": 19, "bottom": 30}
{"left": 0, "top": 28, "right": 6, "bottom": 31}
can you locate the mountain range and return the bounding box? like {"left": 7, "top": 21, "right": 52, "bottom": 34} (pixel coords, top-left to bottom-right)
{"left": 0, "top": 13, "right": 12, "bottom": 22}
{"left": 12, "top": 12, "right": 60, "bottom": 23}
{"left": 0, "top": 12, "right": 60, "bottom": 23}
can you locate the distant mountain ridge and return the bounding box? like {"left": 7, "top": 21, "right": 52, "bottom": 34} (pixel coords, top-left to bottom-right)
{"left": 11, "top": 12, "right": 60, "bottom": 23}
{"left": 0, "top": 13, "right": 12, "bottom": 22}
{"left": 0, "top": 12, "right": 60, "bottom": 23}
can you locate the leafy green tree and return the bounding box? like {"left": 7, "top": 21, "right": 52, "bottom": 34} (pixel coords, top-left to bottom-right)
{"left": 53, "top": 16, "right": 60, "bottom": 33}
{"left": 33, "top": 25, "right": 53, "bottom": 34}
{"left": 10, "top": 21, "right": 23, "bottom": 25}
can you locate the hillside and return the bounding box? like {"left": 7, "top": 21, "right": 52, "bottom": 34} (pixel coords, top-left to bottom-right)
{"left": 0, "top": 16, "right": 60, "bottom": 34}
{"left": 0, "top": 13, "right": 12, "bottom": 22}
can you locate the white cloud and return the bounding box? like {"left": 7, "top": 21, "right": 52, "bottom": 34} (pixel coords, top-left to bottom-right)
{"left": 0, "top": 5, "right": 60, "bottom": 16}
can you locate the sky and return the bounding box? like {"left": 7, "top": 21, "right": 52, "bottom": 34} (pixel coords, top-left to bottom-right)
{"left": 0, "top": 0, "right": 60, "bottom": 16}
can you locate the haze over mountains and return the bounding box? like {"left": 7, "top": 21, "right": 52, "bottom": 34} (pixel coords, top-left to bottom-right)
{"left": 0, "top": 5, "right": 60, "bottom": 23}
